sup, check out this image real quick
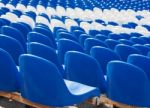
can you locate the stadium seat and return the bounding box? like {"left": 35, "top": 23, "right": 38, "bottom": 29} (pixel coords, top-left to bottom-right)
{"left": 84, "top": 38, "right": 108, "bottom": 54}
{"left": 90, "top": 46, "right": 120, "bottom": 75}
{"left": 128, "top": 54, "right": 150, "bottom": 80}
{"left": 0, "top": 35, "right": 25, "bottom": 65}
{"left": 107, "top": 61, "right": 150, "bottom": 107}
{"left": 27, "top": 42, "right": 65, "bottom": 77}
{"left": 27, "top": 32, "right": 55, "bottom": 48}
{"left": 115, "top": 44, "right": 141, "bottom": 61}
{"left": 65, "top": 51, "right": 106, "bottom": 93}
{"left": 0, "top": 48, "right": 20, "bottom": 91}
{"left": 19, "top": 54, "right": 100, "bottom": 107}
{"left": 58, "top": 39, "right": 84, "bottom": 64}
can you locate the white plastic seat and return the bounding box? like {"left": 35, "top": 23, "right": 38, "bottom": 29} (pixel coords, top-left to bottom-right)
{"left": 16, "top": 4, "right": 26, "bottom": 12}
{"left": 36, "top": 15, "right": 50, "bottom": 27}
{"left": 19, "top": 15, "right": 35, "bottom": 29}
{"left": 46, "top": 7, "right": 56, "bottom": 16}
{"left": 36, "top": 5, "right": 46, "bottom": 14}
{"left": 26, "top": 6, "right": 37, "bottom": 13}
{"left": 50, "top": 19, "right": 66, "bottom": 31}
{"left": 65, "top": 19, "right": 78, "bottom": 31}
{"left": 1, "top": 12, "right": 18, "bottom": 22}
{"left": 56, "top": 6, "right": 66, "bottom": 17}
{"left": 5, "top": 4, "right": 15, "bottom": 10}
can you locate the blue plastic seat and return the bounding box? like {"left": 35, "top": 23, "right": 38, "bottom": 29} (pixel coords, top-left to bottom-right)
{"left": 130, "top": 37, "right": 147, "bottom": 45}
{"left": 119, "top": 33, "right": 131, "bottom": 40}
{"left": 105, "top": 39, "right": 120, "bottom": 50}
{"left": 107, "top": 61, "right": 150, "bottom": 107}
{"left": 108, "top": 33, "right": 124, "bottom": 40}
{"left": 33, "top": 27, "right": 56, "bottom": 48}
{"left": 10, "top": 22, "right": 30, "bottom": 40}
{"left": 57, "top": 32, "right": 78, "bottom": 42}
{"left": 133, "top": 44, "right": 150, "bottom": 55}
{"left": 115, "top": 44, "right": 141, "bottom": 61}
{"left": 1, "top": 26, "right": 26, "bottom": 50}
{"left": 27, "top": 32, "right": 54, "bottom": 48}
{"left": 65, "top": 51, "right": 106, "bottom": 93}
{"left": 130, "top": 32, "right": 142, "bottom": 37}
{"left": 128, "top": 54, "right": 150, "bottom": 80}
{"left": 95, "top": 34, "right": 108, "bottom": 41}
{"left": 90, "top": 46, "right": 120, "bottom": 75}
{"left": 99, "top": 30, "right": 112, "bottom": 36}
{"left": 53, "top": 27, "right": 68, "bottom": 38}
{"left": 19, "top": 54, "right": 100, "bottom": 107}
{"left": 73, "top": 30, "right": 85, "bottom": 39}
{"left": 84, "top": 38, "right": 107, "bottom": 54}
{"left": 0, "top": 35, "right": 25, "bottom": 65}
{"left": 119, "top": 39, "right": 134, "bottom": 46}
{"left": 89, "top": 30, "right": 101, "bottom": 36}
{"left": 139, "top": 36, "right": 150, "bottom": 44}
{"left": 70, "top": 26, "right": 85, "bottom": 32}
{"left": 0, "top": 48, "right": 20, "bottom": 91}
{"left": 79, "top": 34, "right": 90, "bottom": 47}
{"left": 28, "top": 42, "right": 65, "bottom": 77}
{"left": 58, "top": 39, "right": 84, "bottom": 64}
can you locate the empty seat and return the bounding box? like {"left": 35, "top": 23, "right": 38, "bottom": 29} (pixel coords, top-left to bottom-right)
{"left": 107, "top": 61, "right": 150, "bottom": 107}
{"left": 95, "top": 34, "right": 108, "bottom": 41}
{"left": 19, "top": 54, "right": 100, "bottom": 107}
{"left": 0, "top": 48, "right": 19, "bottom": 91}
{"left": 130, "top": 37, "right": 148, "bottom": 45}
{"left": 65, "top": 51, "right": 106, "bottom": 93}
{"left": 90, "top": 46, "right": 120, "bottom": 75}
{"left": 10, "top": 22, "right": 30, "bottom": 40}
{"left": 84, "top": 38, "right": 108, "bottom": 54}
{"left": 105, "top": 39, "right": 120, "bottom": 50}
{"left": 133, "top": 44, "right": 150, "bottom": 55}
{"left": 28, "top": 42, "right": 65, "bottom": 77}
{"left": 115, "top": 44, "right": 141, "bottom": 61}
{"left": 128, "top": 54, "right": 150, "bottom": 80}
{"left": 79, "top": 34, "right": 90, "bottom": 46}
{"left": 33, "top": 27, "right": 56, "bottom": 48}
{"left": 58, "top": 39, "right": 84, "bottom": 64}
{"left": 57, "top": 32, "right": 78, "bottom": 42}
{"left": 0, "top": 35, "right": 25, "bottom": 65}
{"left": 27, "top": 32, "right": 54, "bottom": 48}
{"left": 108, "top": 33, "right": 124, "bottom": 40}
{"left": 119, "top": 39, "right": 134, "bottom": 46}
{"left": 1, "top": 26, "right": 26, "bottom": 50}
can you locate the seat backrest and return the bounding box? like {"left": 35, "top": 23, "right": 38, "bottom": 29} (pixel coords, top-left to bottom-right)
{"left": 119, "top": 39, "right": 134, "bottom": 46}
{"left": 0, "top": 48, "right": 19, "bottom": 91}
{"left": 0, "top": 35, "right": 25, "bottom": 64}
{"left": 130, "top": 37, "right": 147, "bottom": 45}
{"left": 19, "top": 54, "right": 69, "bottom": 106}
{"left": 10, "top": 22, "right": 30, "bottom": 39}
{"left": 28, "top": 42, "right": 65, "bottom": 77}
{"left": 27, "top": 32, "right": 55, "bottom": 48}
{"left": 133, "top": 44, "right": 150, "bottom": 55}
{"left": 127, "top": 54, "right": 150, "bottom": 81}
{"left": 79, "top": 34, "right": 90, "bottom": 46}
{"left": 1, "top": 26, "right": 26, "bottom": 50}
{"left": 58, "top": 39, "right": 84, "bottom": 64}
{"left": 65, "top": 51, "right": 106, "bottom": 93}
{"left": 84, "top": 38, "right": 108, "bottom": 54}
{"left": 115, "top": 44, "right": 141, "bottom": 61}
{"left": 33, "top": 27, "right": 56, "bottom": 48}
{"left": 95, "top": 34, "right": 108, "bottom": 41}
{"left": 57, "top": 32, "right": 78, "bottom": 42}
{"left": 107, "top": 61, "right": 150, "bottom": 107}
{"left": 90, "top": 46, "right": 120, "bottom": 75}
{"left": 105, "top": 39, "right": 120, "bottom": 50}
